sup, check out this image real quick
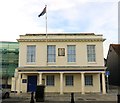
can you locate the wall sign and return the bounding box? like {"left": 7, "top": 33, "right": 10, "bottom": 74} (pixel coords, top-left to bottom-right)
{"left": 22, "top": 79, "right": 27, "bottom": 83}
{"left": 58, "top": 48, "right": 65, "bottom": 56}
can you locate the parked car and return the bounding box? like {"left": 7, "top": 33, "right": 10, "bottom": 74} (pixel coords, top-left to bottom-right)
{"left": 0, "top": 88, "right": 10, "bottom": 99}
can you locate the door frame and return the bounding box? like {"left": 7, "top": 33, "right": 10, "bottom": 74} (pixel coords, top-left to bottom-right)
{"left": 27, "top": 75, "right": 37, "bottom": 92}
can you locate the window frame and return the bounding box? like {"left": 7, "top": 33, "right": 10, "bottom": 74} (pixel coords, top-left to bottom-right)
{"left": 27, "top": 45, "right": 36, "bottom": 63}
{"left": 67, "top": 45, "right": 76, "bottom": 63}
{"left": 47, "top": 45, "right": 56, "bottom": 63}
{"left": 65, "top": 75, "right": 74, "bottom": 86}
{"left": 87, "top": 45, "right": 96, "bottom": 62}
{"left": 85, "top": 75, "right": 93, "bottom": 86}
{"left": 46, "top": 75, "right": 55, "bottom": 86}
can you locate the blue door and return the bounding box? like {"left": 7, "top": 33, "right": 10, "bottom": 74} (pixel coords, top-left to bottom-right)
{"left": 27, "top": 76, "right": 37, "bottom": 92}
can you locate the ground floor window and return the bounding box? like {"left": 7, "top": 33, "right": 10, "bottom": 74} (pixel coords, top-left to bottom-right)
{"left": 85, "top": 75, "right": 93, "bottom": 86}
{"left": 65, "top": 75, "right": 74, "bottom": 86}
{"left": 46, "top": 75, "right": 54, "bottom": 86}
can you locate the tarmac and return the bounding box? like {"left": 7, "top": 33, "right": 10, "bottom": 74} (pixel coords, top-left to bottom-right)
{"left": 1, "top": 86, "right": 119, "bottom": 103}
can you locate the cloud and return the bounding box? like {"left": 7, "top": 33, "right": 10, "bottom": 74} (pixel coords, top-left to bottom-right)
{"left": 0, "top": 0, "right": 118, "bottom": 57}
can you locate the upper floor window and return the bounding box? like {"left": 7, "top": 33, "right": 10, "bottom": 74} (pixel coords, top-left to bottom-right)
{"left": 27, "top": 45, "right": 36, "bottom": 63}
{"left": 67, "top": 45, "right": 76, "bottom": 62}
{"left": 47, "top": 45, "right": 56, "bottom": 63}
{"left": 87, "top": 45, "right": 96, "bottom": 62}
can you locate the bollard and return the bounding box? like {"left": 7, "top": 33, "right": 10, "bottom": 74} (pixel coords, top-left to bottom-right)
{"left": 71, "top": 93, "right": 75, "bottom": 103}
{"left": 118, "top": 94, "right": 120, "bottom": 103}
{"left": 30, "top": 92, "right": 34, "bottom": 103}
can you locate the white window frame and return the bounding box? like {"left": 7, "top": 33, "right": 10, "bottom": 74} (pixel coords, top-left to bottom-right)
{"left": 85, "top": 75, "right": 93, "bottom": 86}
{"left": 67, "top": 45, "right": 76, "bottom": 63}
{"left": 27, "top": 45, "right": 36, "bottom": 63}
{"left": 46, "top": 75, "right": 55, "bottom": 86}
{"left": 65, "top": 75, "right": 74, "bottom": 86}
{"left": 87, "top": 45, "right": 96, "bottom": 62}
{"left": 47, "top": 45, "right": 56, "bottom": 63}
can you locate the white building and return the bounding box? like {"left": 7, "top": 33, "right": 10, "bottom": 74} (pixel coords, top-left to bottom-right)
{"left": 11, "top": 33, "right": 106, "bottom": 94}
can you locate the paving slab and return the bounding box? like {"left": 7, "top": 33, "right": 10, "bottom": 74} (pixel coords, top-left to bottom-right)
{"left": 1, "top": 87, "right": 119, "bottom": 103}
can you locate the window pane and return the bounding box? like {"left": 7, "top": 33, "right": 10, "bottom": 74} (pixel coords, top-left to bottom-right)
{"left": 47, "top": 45, "right": 56, "bottom": 62}
{"left": 46, "top": 75, "right": 54, "bottom": 86}
{"left": 85, "top": 75, "right": 93, "bottom": 86}
{"left": 87, "top": 45, "right": 96, "bottom": 62}
{"left": 67, "top": 45, "right": 76, "bottom": 62}
{"left": 65, "top": 75, "right": 74, "bottom": 86}
{"left": 27, "top": 45, "right": 36, "bottom": 63}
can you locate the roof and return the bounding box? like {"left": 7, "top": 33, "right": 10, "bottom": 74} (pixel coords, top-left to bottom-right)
{"left": 18, "top": 33, "right": 105, "bottom": 42}
{"left": 110, "top": 44, "right": 120, "bottom": 55}
{"left": 24, "top": 33, "right": 96, "bottom": 36}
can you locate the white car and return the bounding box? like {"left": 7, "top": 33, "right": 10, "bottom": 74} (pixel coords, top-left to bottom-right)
{"left": 0, "top": 88, "right": 10, "bottom": 99}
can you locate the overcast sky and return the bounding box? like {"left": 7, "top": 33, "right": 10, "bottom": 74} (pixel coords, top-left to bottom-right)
{"left": 0, "top": 0, "right": 118, "bottom": 58}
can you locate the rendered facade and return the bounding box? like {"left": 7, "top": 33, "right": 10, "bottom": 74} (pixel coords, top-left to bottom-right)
{"left": 11, "top": 33, "right": 106, "bottom": 94}
{"left": 0, "top": 41, "right": 19, "bottom": 88}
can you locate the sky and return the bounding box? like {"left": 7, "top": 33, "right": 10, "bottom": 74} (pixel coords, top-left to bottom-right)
{"left": 0, "top": 0, "right": 118, "bottom": 58}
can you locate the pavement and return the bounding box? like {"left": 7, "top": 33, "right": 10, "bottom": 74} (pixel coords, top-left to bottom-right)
{"left": 1, "top": 86, "right": 119, "bottom": 103}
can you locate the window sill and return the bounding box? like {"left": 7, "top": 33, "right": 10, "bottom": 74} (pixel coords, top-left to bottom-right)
{"left": 46, "top": 85, "right": 55, "bottom": 87}
{"left": 65, "top": 85, "right": 74, "bottom": 87}
{"left": 67, "top": 62, "right": 76, "bottom": 65}
{"left": 85, "top": 85, "right": 93, "bottom": 87}
{"left": 88, "top": 62, "right": 97, "bottom": 64}
{"left": 26, "top": 62, "right": 36, "bottom": 65}
{"left": 47, "top": 62, "right": 56, "bottom": 65}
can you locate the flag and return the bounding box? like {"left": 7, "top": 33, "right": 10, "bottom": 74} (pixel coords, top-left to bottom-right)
{"left": 38, "top": 6, "right": 46, "bottom": 17}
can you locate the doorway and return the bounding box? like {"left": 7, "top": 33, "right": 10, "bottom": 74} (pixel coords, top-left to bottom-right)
{"left": 27, "top": 76, "right": 37, "bottom": 92}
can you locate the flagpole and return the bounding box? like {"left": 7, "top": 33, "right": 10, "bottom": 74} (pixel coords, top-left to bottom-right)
{"left": 38, "top": 5, "right": 47, "bottom": 65}
{"left": 45, "top": 5, "right": 47, "bottom": 40}
{"left": 45, "top": 5, "right": 48, "bottom": 66}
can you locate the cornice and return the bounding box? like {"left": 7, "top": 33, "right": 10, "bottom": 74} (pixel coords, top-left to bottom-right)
{"left": 17, "top": 38, "right": 105, "bottom": 42}
{"left": 17, "top": 66, "right": 106, "bottom": 71}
